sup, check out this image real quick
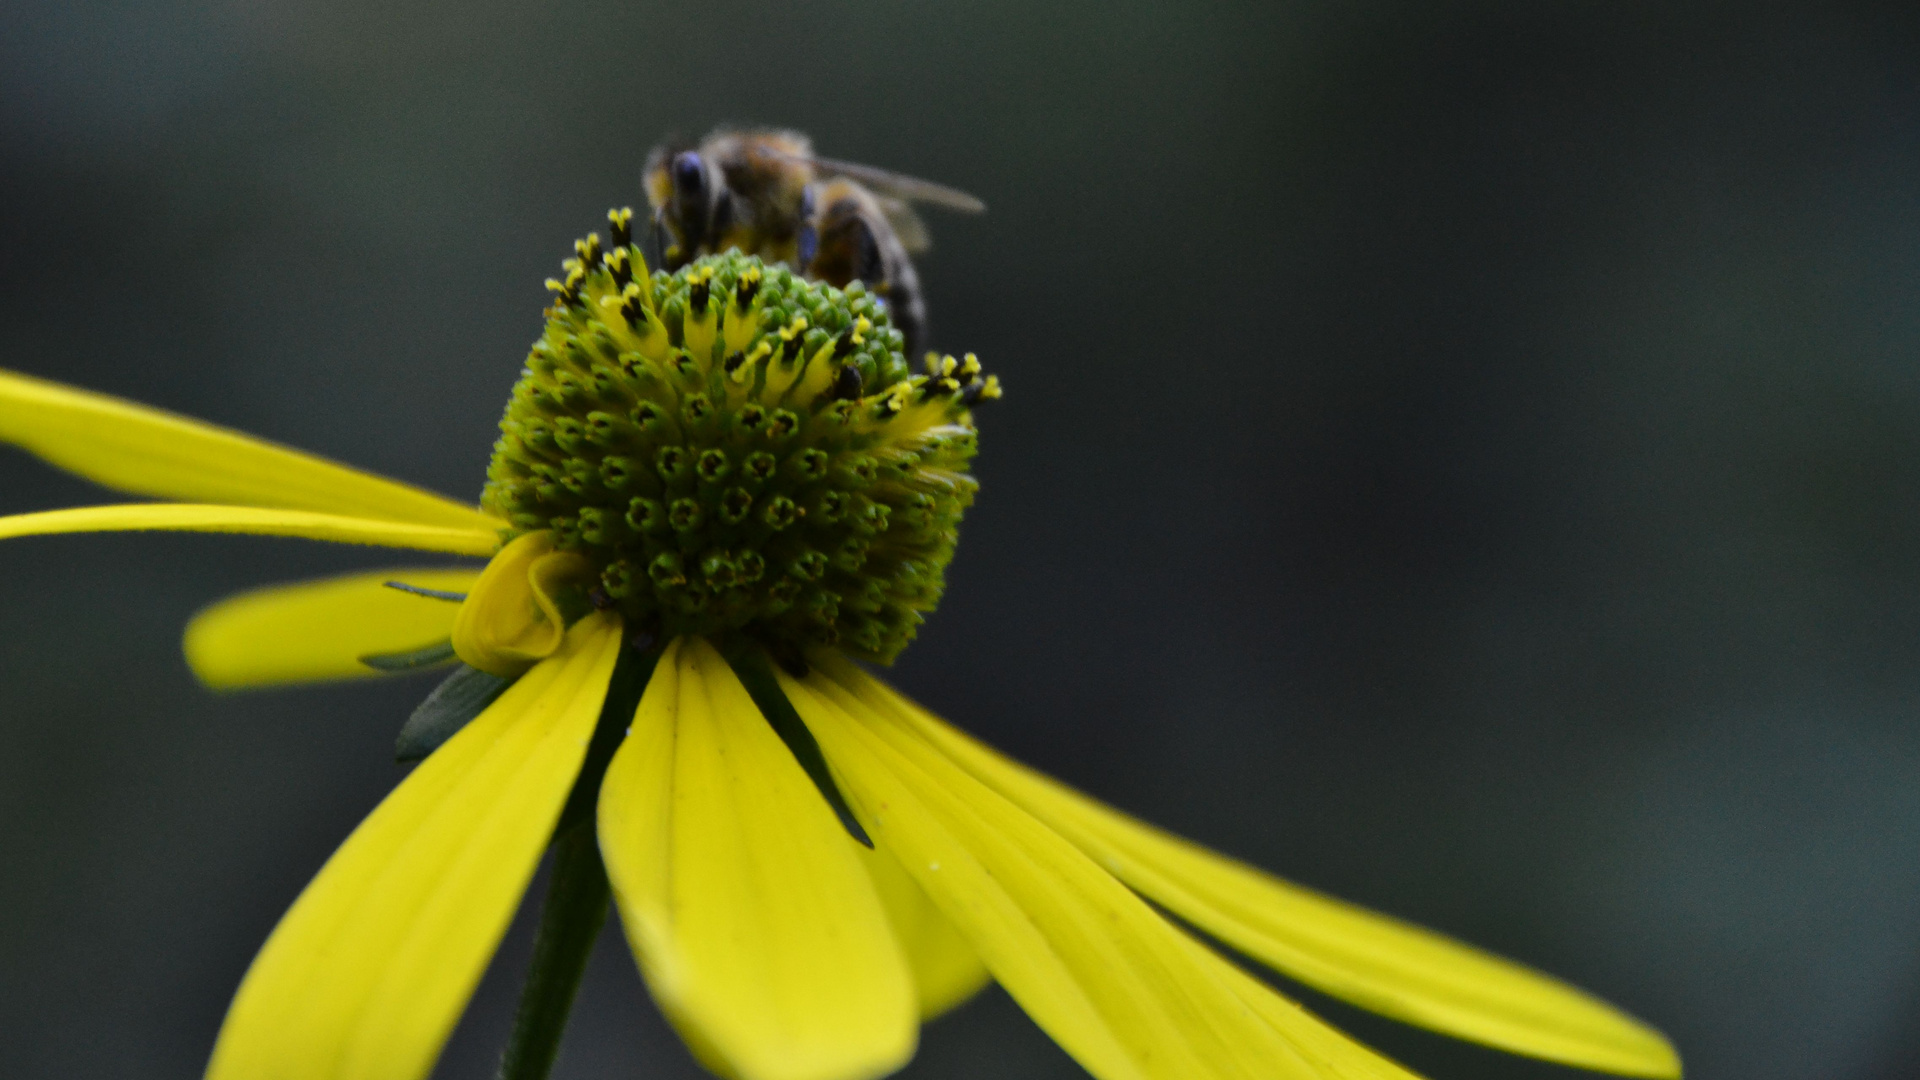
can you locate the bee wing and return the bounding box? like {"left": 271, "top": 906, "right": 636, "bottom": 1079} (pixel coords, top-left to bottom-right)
{"left": 754, "top": 143, "right": 985, "bottom": 212}
{"left": 874, "top": 195, "right": 934, "bottom": 254}
{"left": 807, "top": 156, "right": 986, "bottom": 213}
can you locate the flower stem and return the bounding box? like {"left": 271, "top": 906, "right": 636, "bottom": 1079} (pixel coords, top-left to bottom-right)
{"left": 495, "top": 818, "right": 609, "bottom": 1080}
{"left": 496, "top": 636, "right": 659, "bottom": 1080}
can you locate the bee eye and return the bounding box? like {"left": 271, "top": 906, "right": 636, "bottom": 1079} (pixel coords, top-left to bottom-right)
{"left": 672, "top": 151, "right": 707, "bottom": 195}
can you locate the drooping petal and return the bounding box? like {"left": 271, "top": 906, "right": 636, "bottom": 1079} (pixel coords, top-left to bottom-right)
{"left": 598, "top": 637, "right": 916, "bottom": 1080}
{"left": 856, "top": 839, "right": 992, "bottom": 1020}
{"left": 206, "top": 613, "right": 623, "bottom": 1080}
{"left": 821, "top": 657, "right": 1682, "bottom": 1080}
{"left": 450, "top": 531, "right": 592, "bottom": 677}
{"left": 784, "top": 668, "right": 1408, "bottom": 1080}
{"left": 0, "top": 368, "right": 491, "bottom": 529}
{"left": 0, "top": 504, "right": 498, "bottom": 554}
{"left": 1199, "top": 936, "right": 1422, "bottom": 1080}
{"left": 183, "top": 568, "right": 480, "bottom": 689}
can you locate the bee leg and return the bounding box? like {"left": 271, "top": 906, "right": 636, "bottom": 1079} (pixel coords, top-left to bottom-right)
{"left": 796, "top": 183, "right": 819, "bottom": 269}
{"left": 849, "top": 216, "right": 886, "bottom": 285}
{"left": 709, "top": 191, "right": 737, "bottom": 253}
{"left": 884, "top": 270, "right": 928, "bottom": 361}
{"left": 852, "top": 214, "right": 925, "bottom": 357}
{"left": 814, "top": 197, "right": 929, "bottom": 357}
{"left": 646, "top": 209, "right": 673, "bottom": 272}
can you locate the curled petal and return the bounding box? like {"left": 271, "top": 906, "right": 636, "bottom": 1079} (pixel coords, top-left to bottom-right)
{"left": 0, "top": 368, "right": 491, "bottom": 528}
{"left": 598, "top": 637, "right": 916, "bottom": 1080}
{"left": 206, "top": 614, "right": 623, "bottom": 1080}
{"left": 184, "top": 568, "right": 480, "bottom": 689}
{"left": 450, "top": 531, "right": 593, "bottom": 677}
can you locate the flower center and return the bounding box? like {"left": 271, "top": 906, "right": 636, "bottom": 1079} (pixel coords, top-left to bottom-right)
{"left": 480, "top": 210, "right": 999, "bottom": 663}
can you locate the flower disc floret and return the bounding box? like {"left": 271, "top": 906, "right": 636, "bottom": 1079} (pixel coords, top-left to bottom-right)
{"left": 481, "top": 215, "right": 1000, "bottom": 663}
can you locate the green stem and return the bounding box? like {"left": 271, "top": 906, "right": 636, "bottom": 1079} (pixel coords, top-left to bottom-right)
{"left": 496, "top": 637, "right": 658, "bottom": 1080}
{"left": 495, "top": 819, "right": 610, "bottom": 1080}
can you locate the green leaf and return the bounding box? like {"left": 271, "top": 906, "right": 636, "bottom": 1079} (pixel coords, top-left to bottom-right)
{"left": 395, "top": 664, "right": 513, "bottom": 763}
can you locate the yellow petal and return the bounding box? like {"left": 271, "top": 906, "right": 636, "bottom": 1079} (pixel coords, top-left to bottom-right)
{"left": 856, "top": 839, "right": 992, "bottom": 1020}
{"left": 784, "top": 669, "right": 1398, "bottom": 1080}
{"left": 183, "top": 568, "right": 480, "bottom": 689}
{"left": 0, "top": 368, "right": 490, "bottom": 529}
{"left": 206, "top": 613, "right": 623, "bottom": 1080}
{"left": 450, "top": 531, "right": 593, "bottom": 677}
{"left": 822, "top": 657, "right": 1682, "bottom": 1080}
{"left": 1200, "top": 939, "right": 1422, "bottom": 1080}
{"left": 0, "top": 503, "right": 498, "bottom": 554}
{"left": 598, "top": 637, "right": 916, "bottom": 1080}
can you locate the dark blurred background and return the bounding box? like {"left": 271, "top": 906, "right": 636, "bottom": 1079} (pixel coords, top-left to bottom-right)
{"left": 5, "top": 1, "right": 1920, "bottom": 1077}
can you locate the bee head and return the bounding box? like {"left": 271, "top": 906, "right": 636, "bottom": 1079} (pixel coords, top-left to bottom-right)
{"left": 661, "top": 150, "right": 729, "bottom": 260}
{"left": 671, "top": 150, "right": 707, "bottom": 199}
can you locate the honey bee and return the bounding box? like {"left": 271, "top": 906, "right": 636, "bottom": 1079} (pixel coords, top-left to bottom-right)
{"left": 643, "top": 127, "right": 984, "bottom": 358}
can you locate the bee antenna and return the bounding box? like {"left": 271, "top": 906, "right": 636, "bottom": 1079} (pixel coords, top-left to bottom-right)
{"left": 646, "top": 209, "right": 672, "bottom": 272}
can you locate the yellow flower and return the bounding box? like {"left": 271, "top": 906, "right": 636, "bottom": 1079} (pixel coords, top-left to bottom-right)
{"left": 0, "top": 229, "right": 1680, "bottom": 1080}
